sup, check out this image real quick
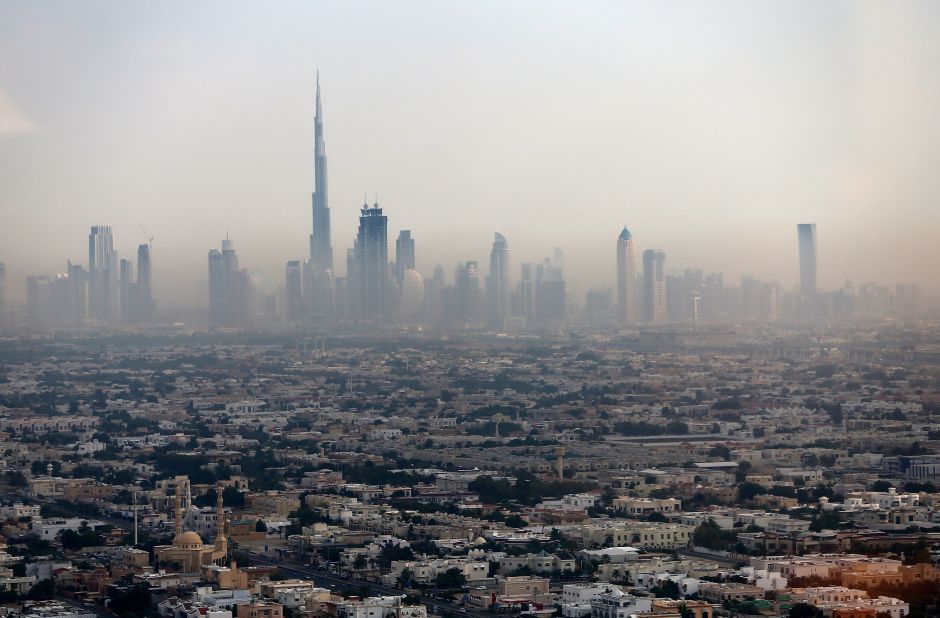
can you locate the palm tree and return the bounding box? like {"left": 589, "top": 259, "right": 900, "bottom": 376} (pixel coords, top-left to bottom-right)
{"left": 397, "top": 568, "right": 415, "bottom": 589}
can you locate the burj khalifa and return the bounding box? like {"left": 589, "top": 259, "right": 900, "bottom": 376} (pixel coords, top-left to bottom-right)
{"left": 305, "top": 72, "right": 335, "bottom": 321}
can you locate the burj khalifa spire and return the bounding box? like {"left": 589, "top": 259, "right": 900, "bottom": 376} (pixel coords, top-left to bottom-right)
{"left": 304, "top": 72, "right": 336, "bottom": 323}
{"left": 310, "top": 71, "right": 333, "bottom": 271}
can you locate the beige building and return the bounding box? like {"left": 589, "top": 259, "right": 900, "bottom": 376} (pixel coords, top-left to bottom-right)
{"left": 579, "top": 522, "right": 693, "bottom": 550}
{"left": 498, "top": 575, "right": 550, "bottom": 599}
{"left": 236, "top": 601, "right": 284, "bottom": 618}
{"left": 611, "top": 497, "right": 681, "bottom": 516}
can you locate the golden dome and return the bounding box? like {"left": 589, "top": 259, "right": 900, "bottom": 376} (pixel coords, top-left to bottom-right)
{"left": 174, "top": 531, "right": 203, "bottom": 547}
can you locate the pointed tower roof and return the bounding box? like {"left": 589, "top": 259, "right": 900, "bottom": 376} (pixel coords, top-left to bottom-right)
{"left": 214, "top": 481, "right": 228, "bottom": 553}
{"left": 315, "top": 69, "right": 322, "bottom": 119}
{"left": 619, "top": 226, "right": 632, "bottom": 241}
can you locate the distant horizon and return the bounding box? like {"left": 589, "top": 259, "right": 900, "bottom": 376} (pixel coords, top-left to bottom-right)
{"left": 2, "top": 1, "right": 939, "bottom": 305}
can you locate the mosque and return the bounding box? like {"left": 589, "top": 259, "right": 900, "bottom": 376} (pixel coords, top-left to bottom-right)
{"left": 154, "top": 481, "right": 229, "bottom": 572}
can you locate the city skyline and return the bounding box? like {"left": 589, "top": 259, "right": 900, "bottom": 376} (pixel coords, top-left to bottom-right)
{"left": 2, "top": 2, "right": 940, "bottom": 305}
{"left": 2, "top": 73, "right": 933, "bottom": 328}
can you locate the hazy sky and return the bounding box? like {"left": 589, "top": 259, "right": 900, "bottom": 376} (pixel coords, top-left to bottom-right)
{"left": 1, "top": 0, "right": 939, "bottom": 305}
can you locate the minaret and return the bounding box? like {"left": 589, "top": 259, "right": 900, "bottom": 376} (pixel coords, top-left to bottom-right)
{"left": 214, "top": 482, "right": 228, "bottom": 556}
{"left": 174, "top": 486, "right": 183, "bottom": 538}
{"left": 310, "top": 71, "right": 332, "bottom": 271}
{"left": 555, "top": 447, "right": 566, "bottom": 480}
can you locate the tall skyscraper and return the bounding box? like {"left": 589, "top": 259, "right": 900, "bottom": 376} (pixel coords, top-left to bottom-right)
{"left": 615, "top": 227, "right": 636, "bottom": 325}
{"left": 486, "top": 233, "right": 510, "bottom": 329}
{"left": 88, "top": 225, "right": 118, "bottom": 322}
{"left": 351, "top": 201, "right": 389, "bottom": 322}
{"left": 395, "top": 230, "right": 415, "bottom": 285}
{"left": 119, "top": 258, "right": 134, "bottom": 322}
{"left": 310, "top": 73, "right": 332, "bottom": 273}
{"left": 305, "top": 73, "right": 335, "bottom": 323}
{"left": 455, "top": 261, "right": 482, "bottom": 324}
{"left": 642, "top": 249, "right": 666, "bottom": 322}
{"left": 284, "top": 260, "right": 304, "bottom": 323}
{"left": 797, "top": 223, "right": 817, "bottom": 318}
{"left": 517, "top": 263, "right": 537, "bottom": 322}
{"left": 65, "top": 261, "right": 86, "bottom": 325}
{"left": 208, "top": 249, "right": 227, "bottom": 327}
{"left": 423, "top": 264, "right": 445, "bottom": 325}
{"left": 137, "top": 243, "right": 153, "bottom": 321}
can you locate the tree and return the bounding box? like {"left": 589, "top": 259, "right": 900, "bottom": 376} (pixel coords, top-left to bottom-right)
{"left": 255, "top": 520, "right": 267, "bottom": 533}
{"left": 650, "top": 579, "right": 681, "bottom": 599}
{"left": 738, "top": 482, "right": 767, "bottom": 502}
{"left": 92, "top": 389, "right": 107, "bottom": 409}
{"left": 505, "top": 514, "right": 528, "bottom": 528}
{"left": 25, "top": 579, "right": 54, "bottom": 600}
{"left": 110, "top": 583, "right": 152, "bottom": 615}
{"left": 4, "top": 471, "right": 27, "bottom": 487}
{"left": 397, "top": 568, "right": 415, "bottom": 588}
{"left": 59, "top": 525, "right": 101, "bottom": 550}
{"left": 708, "top": 445, "right": 731, "bottom": 460}
{"left": 435, "top": 567, "right": 466, "bottom": 590}
{"left": 693, "top": 518, "right": 738, "bottom": 551}
{"left": 353, "top": 555, "right": 368, "bottom": 571}
{"left": 809, "top": 510, "right": 844, "bottom": 532}
{"left": 789, "top": 602, "right": 822, "bottom": 618}
{"left": 378, "top": 542, "right": 415, "bottom": 569}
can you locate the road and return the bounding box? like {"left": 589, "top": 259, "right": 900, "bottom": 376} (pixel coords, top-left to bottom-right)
{"left": 0, "top": 490, "right": 135, "bottom": 533}
{"left": 678, "top": 547, "right": 742, "bottom": 567}
{"left": 243, "top": 550, "right": 494, "bottom": 618}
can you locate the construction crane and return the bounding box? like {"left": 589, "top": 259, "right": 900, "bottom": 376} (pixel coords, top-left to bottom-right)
{"left": 138, "top": 224, "right": 154, "bottom": 251}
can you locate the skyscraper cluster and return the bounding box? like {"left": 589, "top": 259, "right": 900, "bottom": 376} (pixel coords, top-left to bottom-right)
{"left": 23, "top": 226, "right": 153, "bottom": 327}
{"left": 208, "top": 237, "right": 258, "bottom": 328}
{"left": 4, "top": 76, "right": 924, "bottom": 332}
{"left": 603, "top": 227, "right": 783, "bottom": 325}
{"left": 275, "top": 78, "right": 569, "bottom": 331}
{"left": 273, "top": 76, "right": 868, "bottom": 332}
{"left": 275, "top": 76, "right": 501, "bottom": 331}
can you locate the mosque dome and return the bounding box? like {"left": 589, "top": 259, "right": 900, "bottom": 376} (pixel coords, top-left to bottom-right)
{"left": 174, "top": 531, "right": 203, "bottom": 547}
